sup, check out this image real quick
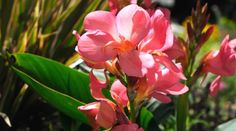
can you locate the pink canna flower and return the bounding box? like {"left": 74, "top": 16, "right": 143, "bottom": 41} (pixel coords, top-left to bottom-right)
{"left": 136, "top": 63, "right": 188, "bottom": 103}
{"left": 112, "top": 123, "right": 144, "bottom": 131}
{"left": 202, "top": 35, "right": 236, "bottom": 76}
{"left": 89, "top": 70, "right": 128, "bottom": 106}
{"left": 80, "top": 71, "right": 130, "bottom": 129}
{"left": 76, "top": 4, "right": 174, "bottom": 77}
{"left": 78, "top": 100, "right": 116, "bottom": 129}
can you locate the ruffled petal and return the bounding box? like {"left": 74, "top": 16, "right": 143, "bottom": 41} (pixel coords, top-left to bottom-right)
{"left": 84, "top": 11, "right": 119, "bottom": 40}
{"left": 116, "top": 4, "right": 150, "bottom": 44}
{"left": 119, "top": 51, "right": 154, "bottom": 77}
{"left": 77, "top": 30, "right": 117, "bottom": 62}
{"left": 154, "top": 53, "right": 186, "bottom": 80}
{"left": 140, "top": 9, "right": 173, "bottom": 52}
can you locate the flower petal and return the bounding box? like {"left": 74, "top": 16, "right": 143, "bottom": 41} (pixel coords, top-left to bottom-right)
{"left": 119, "top": 51, "right": 154, "bottom": 77}
{"left": 110, "top": 80, "right": 128, "bottom": 107}
{"left": 151, "top": 92, "right": 171, "bottom": 103}
{"left": 116, "top": 4, "right": 150, "bottom": 44}
{"left": 155, "top": 54, "right": 186, "bottom": 80}
{"left": 210, "top": 76, "right": 222, "bottom": 96}
{"left": 78, "top": 102, "right": 100, "bottom": 129}
{"left": 77, "top": 30, "right": 117, "bottom": 62}
{"left": 140, "top": 9, "right": 173, "bottom": 52}
{"left": 96, "top": 101, "right": 116, "bottom": 129}
{"left": 89, "top": 71, "right": 107, "bottom": 100}
{"left": 166, "top": 83, "right": 189, "bottom": 95}
{"left": 84, "top": 11, "right": 119, "bottom": 40}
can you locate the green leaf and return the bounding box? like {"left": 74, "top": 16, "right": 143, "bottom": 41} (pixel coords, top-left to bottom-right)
{"left": 215, "top": 118, "right": 236, "bottom": 131}
{"left": 10, "top": 53, "right": 95, "bottom": 123}
{"left": 11, "top": 66, "right": 88, "bottom": 123}
{"left": 12, "top": 53, "right": 94, "bottom": 103}
{"left": 139, "top": 107, "right": 153, "bottom": 131}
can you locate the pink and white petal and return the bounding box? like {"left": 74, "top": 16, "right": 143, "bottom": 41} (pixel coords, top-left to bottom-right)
{"left": 146, "top": 64, "right": 160, "bottom": 86}
{"left": 84, "top": 11, "right": 119, "bottom": 40}
{"left": 116, "top": 4, "right": 150, "bottom": 44}
{"left": 96, "top": 101, "right": 116, "bottom": 129}
{"left": 154, "top": 54, "right": 186, "bottom": 80}
{"left": 78, "top": 102, "right": 100, "bottom": 129}
{"left": 89, "top": 71, "right": 107, "bottom": 100}
{"left": 118, "top": 51, "right": 154, "bottom": 77}
{"left": 77, "top": 31, "right": 117, "bottom": 62}
{"left": 110, "top": 80, "right": 128, "bottom": 107}
{"left": 210, "top": 76, "right": 222, "bottom": 96}
{"left": 154, "top": 69, "right": 180, "bottom": 90}
{"left": 166, "top": 83, "right": 189, "bottom": 95}
{"left": 151, "top": 92, "right": 171, "bottom": 103}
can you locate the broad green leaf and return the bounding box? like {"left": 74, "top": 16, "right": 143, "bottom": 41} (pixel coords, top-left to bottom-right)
{"left": 215, "top": 118, "right": 236, "bottom": 131}
{"left": 12, "top": 53, "right": 94, "bottom": 103}
{"left": 11, "top": 66, "right": 88, "bottom": 123}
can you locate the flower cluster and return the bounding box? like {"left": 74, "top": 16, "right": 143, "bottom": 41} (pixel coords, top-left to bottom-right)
{"left": 73, "top": 2, "right": 188, "bottom": 130}
{"left": 73, "top": 0, "right": 236, "bottom": 130}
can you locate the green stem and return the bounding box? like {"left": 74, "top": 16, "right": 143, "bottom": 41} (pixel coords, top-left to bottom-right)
{"left": 129, "top": 98, "right": 136, "bottom": 122}
{"left": 176, "top": 49, "right": 195, "bottom": 131}
{"left": 176, "top": 92, "right": 189, "bottom": 131}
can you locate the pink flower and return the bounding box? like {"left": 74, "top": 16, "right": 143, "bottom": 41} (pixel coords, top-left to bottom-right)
{"left": 78, "top": 100, "right": 116, "bottom": 129}
{"left": 112, "top": 123, "right": 144, "bottom": 131}
{"left": 202, "top": 35, "right": 236, "bottom": 76}
{"left": 136, "top": 63, "right": 188, "bottom": 103}
{"left": 89, "top": 71, "right": 128, "bottom": 106}
{"left": 79, "top": 71, "right": 129, "bottom": 129}
{"left": 76, "top": 4, "right": 174, "bottom": 77}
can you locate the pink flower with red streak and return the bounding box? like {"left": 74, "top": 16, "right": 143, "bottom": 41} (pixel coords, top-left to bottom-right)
{"left": 76, "top": 4, "right": 174, "bottom": 77}
{"left": 202, "top": 35, "right": 236, "bottom": 76}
